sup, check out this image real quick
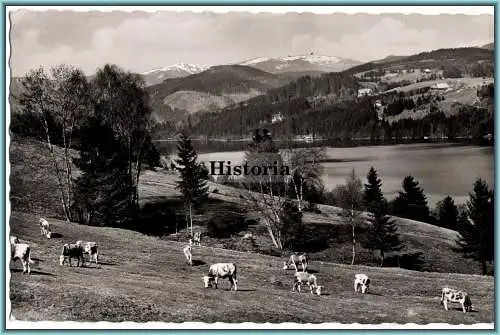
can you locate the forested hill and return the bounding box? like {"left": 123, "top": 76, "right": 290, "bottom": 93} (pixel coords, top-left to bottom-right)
{"left": 344, "top": 47, "right": 493, "bottom": 77}
{"left": 182, "top": 47, "right": 494, "bottom": 141}
{"left": 145, "top": 65, "right": 293, "bottom": 124}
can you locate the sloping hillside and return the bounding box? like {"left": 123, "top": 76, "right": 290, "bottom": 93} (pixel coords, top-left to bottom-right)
{"left": 345, "top": 47, "right": 493, "bottom": 77}
{"left": 9, "top": 210, "right": 494, "bottom": 323}
{"left": 10, "top": 136, "right": 485, "bottom": 275}
{"left": 8, "top": 136, "right": 494, "bottom": 323}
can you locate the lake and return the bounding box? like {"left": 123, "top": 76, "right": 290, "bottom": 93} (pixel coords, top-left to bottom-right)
{"left": 196, "top": 143, "right": 494, "bottom": 208}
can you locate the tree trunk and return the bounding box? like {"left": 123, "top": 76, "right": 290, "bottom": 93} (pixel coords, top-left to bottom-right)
{"left": 482, "top": 260, "right": 487, "bottom": 275}
{"left": 351, "top": 208, "right": 356, "bottom": 266}
{"left": 189, "top": 202, "right": 193, "bottom": 236}
{"left": 42, "top": 117, "right": 71, "bottom": 222}
{"left": 379, "top": 250, "right": 385, "bottom": 267}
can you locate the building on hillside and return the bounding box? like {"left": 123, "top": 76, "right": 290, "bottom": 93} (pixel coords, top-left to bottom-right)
{"left": 357, "top": 88, "right": 374, "bottom": 97}
{"left": 271, "top": 113, "right": 283, "bottom": 124}
{"left": 430, "top": 82, "right": 450, "bottom": 91}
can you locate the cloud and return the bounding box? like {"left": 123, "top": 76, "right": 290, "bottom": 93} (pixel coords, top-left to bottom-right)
{"left": 8, "top": 11, "right": 494, "bottom": 76}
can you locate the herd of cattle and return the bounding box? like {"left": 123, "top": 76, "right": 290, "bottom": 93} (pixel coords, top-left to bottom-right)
{"left": 10, "top": 218, "right": 474, "bottom": 315}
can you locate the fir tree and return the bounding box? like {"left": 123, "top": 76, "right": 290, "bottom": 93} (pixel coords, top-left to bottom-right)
{"left": 391, "top": 175, "right": 431, "bottom": 223}
{"left": 175, "top": 132, "right": 209, "bottom": 235}
{"left": 454, "top": 178, "right": 494, "bottom": 275}
{"left": 363, "top": 167, "right": 388, "bottom": 215}
{"left": 436, "top": 196, "right": 459, "bottom": 230}
{"left": 72, "top": 116, "right": 131, "bottom": 227}
{"left": 362, "top": 199, "right": 403, "bottom": 266}
{"left": 280, "top": 199, "right": 305, "bottom": 251}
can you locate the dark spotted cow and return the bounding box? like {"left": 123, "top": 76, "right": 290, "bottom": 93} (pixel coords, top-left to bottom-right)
{"left": 440, "top": 287, "right": 473, "bottom": 313}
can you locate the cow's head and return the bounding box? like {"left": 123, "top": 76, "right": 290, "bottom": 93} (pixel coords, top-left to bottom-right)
{"left": 282, "top": 262, "right": 288, "bottom": 270}
{"left": 9, "top": 236, "right": 19, "bottom": 245}
{"left": 315, "top": 285, "right": 323, "bottom": 296}
{"left": 59, "top": 255, "right": 66, "bottom": 266}
{"left": 361, "top": 280, "right": 370, "bottom": 294}
{"left": 202, "top": 276, "right": 212, "bottom": 288}
{"left": 46, "top": 232, "right": 52, "bottom": 239}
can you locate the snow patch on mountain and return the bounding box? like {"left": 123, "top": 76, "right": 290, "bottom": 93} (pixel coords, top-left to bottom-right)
{"left": 142, "top": 63, "right": 210, "bottom": 75}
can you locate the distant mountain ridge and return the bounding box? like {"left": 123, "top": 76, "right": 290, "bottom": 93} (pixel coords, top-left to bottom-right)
{"left": 141, "top": 63, "right": 210, "bottom": 86}
{"left": 238, "top": 54, "right": 362, "bottom": 74}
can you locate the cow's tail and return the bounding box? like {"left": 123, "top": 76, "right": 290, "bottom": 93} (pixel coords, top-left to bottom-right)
{"left": 233, "top": 264, "right": 237, "bottom": 281}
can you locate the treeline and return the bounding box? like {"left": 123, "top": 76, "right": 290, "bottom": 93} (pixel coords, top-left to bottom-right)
{"left": 13, "top": 64, "right": 161, "bottom": 228}
{"left": 185, "top": 81, "right": 493, "bottom": 142}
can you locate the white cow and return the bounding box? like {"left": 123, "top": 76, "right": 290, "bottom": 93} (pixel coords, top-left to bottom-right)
{"left": 10, "top": 236, "right": 34, "bottom": 274}
{"left": 183, "top": 240, "right": 193, "bottom": 266}
{"left": 75, "top": 240, "right": 99, "bottom": 265}
{"left": 193, "top": 232, "right": 201, "bottom": 246}
{"left": 39, "top": 218, "right": 51, "bottom": 239}
{"left": 441, "top": 287, "right": 473, "bottom": 313}
{"left": 59, "top": 243, "right": 85, "bottom": 267}
{"left": 203, "top": 263, "right": 238, "bottom": 291}
{"left": 283, "top": 253, "right": 308, "bottom": 273}
{"left": 292, "top": 271, "right": 323, "bottom": 296}
{"left": 354, "top": 274, "right": 371, "bottom": 294}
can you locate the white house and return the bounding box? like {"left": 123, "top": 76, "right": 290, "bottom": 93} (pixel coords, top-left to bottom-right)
{"left": 431, "top": 83, "right": 450, "bottom": 90}
{"left": 271, "top": 113, "right": 284, "bottom": 124}
{"left": 357, "top": 88, "right": 374, "bottom": 97}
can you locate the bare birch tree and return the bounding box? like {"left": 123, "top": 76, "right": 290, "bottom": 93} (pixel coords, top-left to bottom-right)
{"left": 91, "top": 64, "right": 153, "bottom": 221}
{"left": 240, "top": 129, "right": 292, "bottom": 249}
{"left": 19, "top": 65, "right": 90, "bottom": 222}
{"left": 287, "top": 147, "right": 326, "bottom": 212}
{"left": 336, "top": 168, "right": 364, "bottom": 265}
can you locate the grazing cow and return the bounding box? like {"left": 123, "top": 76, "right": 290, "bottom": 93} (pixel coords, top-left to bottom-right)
{"left": 203, "top": 263, "right": 238, "bottom": 291}
{"left": 354, "top": 274, "right": 371, "bottom": 294}
{"left": 193, "top": 232, "right": 201, "bottom": 246}
{"left": 59, "top": 243, "right": 85, "bottom": 267}
{"left": 292, "top": 271, "right": 323, "bottom": 296}
{"left": 183, "top": 240, "right": 193, "bottom": 266}
{"left": 283, "top": 253, "right": 308, "bottom": 273}
{"left": 441, "top": 287, "right": 473, "bottom": 313}
{"left": 75, "top": 240, "right": 99, "bottom": 265}
{"left": 39, "top": 218, "right": 51, "bottom": 239}
{"left": 10, "top": 236, "right": 34, "bottom": 274}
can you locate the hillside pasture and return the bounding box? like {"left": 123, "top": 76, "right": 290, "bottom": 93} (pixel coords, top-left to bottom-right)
{"left": 383, "top": 77, "right": 493, "bottom": 94}
{"left": 8, "top": 211, "right": 494, "bottom": 324}
{"left": 9, "top": 136, "right": 485, "bottom": 275}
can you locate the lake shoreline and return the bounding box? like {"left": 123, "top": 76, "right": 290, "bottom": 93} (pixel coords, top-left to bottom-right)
{"left": 154, "top": 137, "right": 493, "bottom": 155}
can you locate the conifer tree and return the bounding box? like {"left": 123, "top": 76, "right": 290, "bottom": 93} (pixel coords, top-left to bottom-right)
{"left": 436, "top": 196, "right": 459, "bottom": 230}
{"left": 363, "top": 167, "right": 388, "bottom": 214}
{"left": 72, "top": 116, "right": 131, "bottom": 227}
{"left": 362, "top": 199, "right": 403, "bottom": 266}
{"left": 391, "top": 175, "right": 431, "bottom": 223}
{"left": 175, "top": 132, "right": 209, "bottom": 235}
{"left": 454, "top": 178, "right": 494, "bottom": 275}
{"left": 362, "top": 167, "right": 403, "bottom": 266}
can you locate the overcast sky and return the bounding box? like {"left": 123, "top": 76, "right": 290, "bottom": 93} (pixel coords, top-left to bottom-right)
{"left": 9, "top": 9, "right": 494, "bottom": 76}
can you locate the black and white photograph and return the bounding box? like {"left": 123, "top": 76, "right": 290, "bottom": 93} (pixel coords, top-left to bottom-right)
{"left": 6, "top": 5, "right": 494, "bottom": 328}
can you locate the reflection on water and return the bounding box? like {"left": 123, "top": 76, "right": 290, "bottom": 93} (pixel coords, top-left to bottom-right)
{"left": 196, "top": 143, "right": 494, "bottom": 207}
